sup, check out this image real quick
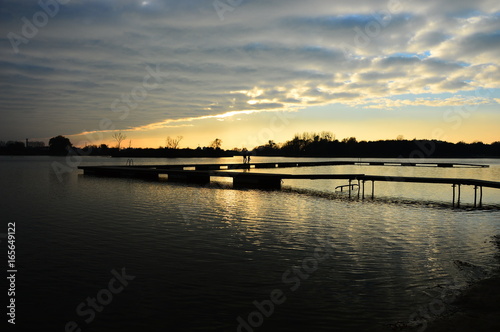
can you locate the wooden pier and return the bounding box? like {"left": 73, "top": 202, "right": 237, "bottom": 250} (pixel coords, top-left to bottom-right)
{"left": 81, "top": 160, "right": 489, "bottom": 171}
{"left": 78, "top": 161, "right": 499, "bottom": 208}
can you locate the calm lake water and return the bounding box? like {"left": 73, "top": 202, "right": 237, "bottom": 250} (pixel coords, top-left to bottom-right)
{"left": 2, "top": 156, "right": 500, "bottom": 331}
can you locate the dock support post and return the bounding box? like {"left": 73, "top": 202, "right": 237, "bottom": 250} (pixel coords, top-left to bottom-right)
{"left": 479, "top": 186, "right": 483, "bottom": 208}
{"left": 452, "top": 184, "right": 456, "bottom": 208}
{"left": 348, "top": 179, "right": 352, "bottom": 199}
{"left": 362, "top": 180, "right": 365, "bottom": 200}
{"left": 457, "top": 184, "right": 461, "bottom": 208}
{"left": 474, "top": 186, "right": 478, "bottom": 208}
{"left": 357, "top": 180, "right": 361, "bottom": 200}
{"left": 371, "top": 181, "right": 375, "bottom": 200}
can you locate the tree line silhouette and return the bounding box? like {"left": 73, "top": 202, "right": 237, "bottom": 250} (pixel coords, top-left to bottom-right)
{"left": 254, "top": 132, "right": 500, "bottom": 158}
{"left": 1, "top": 132, "right": 499, "bottom": 158}
{"left": 0, "top": 135, "right": 233, "bottom": 157}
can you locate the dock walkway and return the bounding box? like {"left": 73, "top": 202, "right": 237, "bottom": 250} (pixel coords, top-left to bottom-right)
{"left": 93, "top": 160, "right": 489, "bottom": 171}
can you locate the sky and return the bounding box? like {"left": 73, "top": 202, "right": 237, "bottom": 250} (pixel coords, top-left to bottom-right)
{"left": 0, "top": 0, "right": 499, "bottom": 149}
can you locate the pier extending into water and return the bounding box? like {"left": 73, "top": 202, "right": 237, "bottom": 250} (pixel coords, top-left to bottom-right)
{"left": 78, "top": 161, "right": 498, "bottom": 209}
{"left": 97, "top": 160, "right": 489, "bottom": 170}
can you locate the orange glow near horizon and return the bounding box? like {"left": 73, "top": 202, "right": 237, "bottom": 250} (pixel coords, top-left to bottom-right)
{"left": 63, "top": 105, "right": 500, "bottom": 149}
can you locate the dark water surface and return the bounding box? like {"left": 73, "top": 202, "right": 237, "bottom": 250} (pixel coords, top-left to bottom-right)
{"left": 1, "top": 156, "right": 500, "bottom": 331}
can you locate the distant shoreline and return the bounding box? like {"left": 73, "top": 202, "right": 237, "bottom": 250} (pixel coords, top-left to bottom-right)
{"left": 2, "top": 136, "right": 499, "bottom": 159}
{"left": 0, "top": 151, "right": 499, "bottom": 159}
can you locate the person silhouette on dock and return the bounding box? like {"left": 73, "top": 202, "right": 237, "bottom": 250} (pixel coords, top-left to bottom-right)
{"left": 242, "top": 151, "right": 251, "bottom": 164}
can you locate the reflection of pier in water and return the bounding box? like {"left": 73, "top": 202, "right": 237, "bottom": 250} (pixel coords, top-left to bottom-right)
{"left": 78, "top": 161, "right": 499, "bottom": 209}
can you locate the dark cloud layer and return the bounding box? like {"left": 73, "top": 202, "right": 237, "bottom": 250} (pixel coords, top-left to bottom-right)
{"left": 0, "top": 0, "right": 498, "bottom": 139}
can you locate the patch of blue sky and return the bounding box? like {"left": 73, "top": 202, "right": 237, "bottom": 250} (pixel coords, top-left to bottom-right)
{"left": 457, "top": 61, "right": 471, "bottom": 67}
{"left": 453, "top": 10, "right": 485, "bottom": 19}
{"left": 389, "top": 52, "right": 420, "bottom": 58}
{"left": 458, "top": 88, "right": 500, "bottom": 98}
{"left": 380, "top": 92, "right": 453, "bottom": 100}
{"left": 289, "top": 14, "right": 375, "bottom": 29}
{"left": 386, "top": 53, "right": 471, "bottom": 67}
{"left": 386, "top": 51, "right": 432, "bottom": 60}
{"left": 386, "top": 88, "right": 499, "bottom": 101}
{"left": 420, "top": 51, "right": 431, "bottom": 59}
{"left": 381, "top": 89, "right": 500, "bottom": 107}
{"left": 299, "top": 104, "right": 415, "bottom": 121}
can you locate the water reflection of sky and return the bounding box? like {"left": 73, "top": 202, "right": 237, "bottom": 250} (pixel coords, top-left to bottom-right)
{"left": 2, "top": 156, "right": 500, "bottom": 331}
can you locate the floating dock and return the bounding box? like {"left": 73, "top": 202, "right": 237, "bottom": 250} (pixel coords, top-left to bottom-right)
{"left": 78, "top": 161, "right": 498, "bottom": 208}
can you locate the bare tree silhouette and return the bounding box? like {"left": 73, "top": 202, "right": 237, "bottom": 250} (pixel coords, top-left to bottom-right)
{"left": 165, "top": 136, "right": 183, "bottom": 149}
{"left": 112, "top": 132, "right": 127, "bottom": 150}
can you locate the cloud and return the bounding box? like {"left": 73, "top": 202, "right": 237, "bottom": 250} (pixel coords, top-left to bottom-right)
{"left": 0, "top": 0, "right": 499, "bottom": 140}
{"left": 359, "top": 95, "right": 497, "bottom": 109}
